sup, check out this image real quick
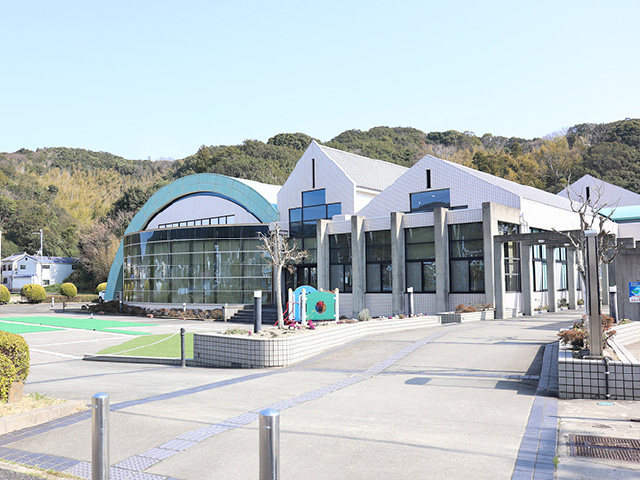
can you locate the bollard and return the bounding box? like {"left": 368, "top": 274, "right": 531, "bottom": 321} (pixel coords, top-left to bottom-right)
{"left": 51, "top": 298, "right": 55, "bottom": 308}
{"left": 407, "top": 287, "right": 414, "bottom": 316}
{"left": 92, "top": 393, "right": 110, "bottom": 480}
{"left": 259, "top": 409, "right": 280, "bottom": 480}
{"left": 180, "top": 328, "right": 186, "bottom": 368}
{"left": 62, "top": 301, "right": 66, "bottom": 313}
{"left": 119, "top": 300, "right": 122, "bottom": 313}
{"left": 183, "top": 302, "right": 187, "bottom": 313}
{"left": 254, "top": 290, "right": 262, "bottom": 333}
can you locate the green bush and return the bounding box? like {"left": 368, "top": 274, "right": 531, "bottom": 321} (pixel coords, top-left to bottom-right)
{"left": 0, "top": 331, "right": 30, "bottom": 383}
{"left": 60, "top": 282, "right": 77, "bottom": 299}
{"left": 96, "top": 282, "right": 107, "bottom": 294}
{"left": 0, "top": 284, "right": 10, "bottom": 304}
{"left": 20, "top": 284, "right": 47, "bottom": 303}
{"left": 0, "top": 356, "right": 17, "bottom": 401}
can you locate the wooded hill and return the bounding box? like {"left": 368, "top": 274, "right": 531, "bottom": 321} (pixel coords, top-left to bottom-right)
{"left": 1, "top": 118, "right": 638, "bottom": 288}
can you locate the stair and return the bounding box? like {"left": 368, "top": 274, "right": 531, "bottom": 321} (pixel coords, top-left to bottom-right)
{"left": 227, "top": 305, "right": 280, "bottom": 325}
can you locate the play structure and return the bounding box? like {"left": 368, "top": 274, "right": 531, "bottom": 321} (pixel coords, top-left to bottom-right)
{"left": 284, "top": 286, "right": 340, "bottom": 324}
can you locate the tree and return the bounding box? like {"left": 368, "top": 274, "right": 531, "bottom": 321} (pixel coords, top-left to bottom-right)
{"left": 258, "top": 223, "right": 307, "bottom": 329}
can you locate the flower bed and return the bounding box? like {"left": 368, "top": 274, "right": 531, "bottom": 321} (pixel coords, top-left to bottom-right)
{"left": 438, "top": 310, "right": 494, "bottom": 324}
{"left": 193, "top": 316, "right": 439, "bottom": 368}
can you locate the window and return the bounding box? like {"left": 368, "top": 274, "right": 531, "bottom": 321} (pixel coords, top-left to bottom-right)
{"left": 20, "top": 265, "right": 26, "bottom": 270}
{"left": 449, "top": 223, "right": 484, "bottom": 293}
{"left": 556, "top": 247, "right": 568, "bottom": 291}
{"left": 42, "top": 265, "right": 51, "bottom": 270}
{"left": 531, "top": 228, "right": 547, "bottom": 291}
{"left": 159, "top": 214, "right": 235, "bottom": 229}
{"left": 330, "top": 234, "right": 352, "bottom": 292}
{"left": 410, "top": 189, "right": 450, "bottom": 213}
{"left": 43, "top": 280, "right": 50, "bottom": 286}
{"left": 302, "top": 189, "right": 325, "bottom": 207}
{"left": 405, "top": 227, "right": 436, "bottom": 293}
{"left": 499, "top": 222, "right": 520, "bottom": 292}
{"left": 366, "top": 230, "right": 392, "bottom": 293}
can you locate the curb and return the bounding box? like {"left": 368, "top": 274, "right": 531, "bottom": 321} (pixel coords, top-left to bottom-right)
{"left": 0, "top": 400, "right": 87, "bottom": 435}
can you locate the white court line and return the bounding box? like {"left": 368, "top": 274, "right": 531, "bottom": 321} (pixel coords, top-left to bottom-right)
{"left": 32, "top": 336, "right": 131, "bottom": 347}
{"left": 30, "top": 349, "right": 82, "bottom": 360}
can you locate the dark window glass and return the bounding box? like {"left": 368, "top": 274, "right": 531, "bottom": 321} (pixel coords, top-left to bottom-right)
{"left": 289, "top": 208, "right": 302, "bottom": 223}
{"left": 499, "top": 222, "right": 520, "bottom": 292}
{"left": 449, "top": 222, "right": 484, "bottom": 293}
{"left": 327, "top": 203, "right": 342, "bottom": 218}
{"left": 303, "top": 205, "right": 326, "bottom": 221}
{"left": 410, "top": 189, "right": 451, "bottom": 212}
{"left": 405, "top": 227, "right": 436, "bottom": 293}
{"left": 302, "top": 189, "right": 326, "bottom": 207}
{"left": 366, "top": 230, "right": 391, "bottom": 293}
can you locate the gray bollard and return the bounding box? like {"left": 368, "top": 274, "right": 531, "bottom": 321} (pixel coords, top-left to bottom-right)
{"left": 119, "top": 300, "right": 122, "bottom": 313}
{"left": 92, "top": 393, "right": 110, "bottom": 480}
{"left": 407, "top": 287, "right": 414, "bottom": 316}
{"left": 254, "top": 290, "right": 262, "bottom": 333}
{"left": 259, "top": 409, "right": 279, "bottom": 480}
{"left": 180, "top": 328, "right": 186, "bottom": 368}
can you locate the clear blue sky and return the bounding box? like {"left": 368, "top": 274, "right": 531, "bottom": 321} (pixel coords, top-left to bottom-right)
{"left": 1, "top": 1, "right": 638, "bottom": 160}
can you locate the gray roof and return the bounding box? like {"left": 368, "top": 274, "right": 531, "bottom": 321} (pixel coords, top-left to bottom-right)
{"left": 436, "top": 156, "right": 573, "bottom": 210}
{"left": 1, "top": 253, "right": 78, "bottom": 264}
{"left": 558, "top": 174, "right": 640, "bottom": 207}
{"left": 318, "top": 144, "right": 408, "bottom": 192}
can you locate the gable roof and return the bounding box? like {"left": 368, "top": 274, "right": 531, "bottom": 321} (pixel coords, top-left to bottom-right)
{"left": 558, "top": 174, "right": 640, "bottom": 207}
{"left": 316, "top": 143, "right": 408, "bottom": 192}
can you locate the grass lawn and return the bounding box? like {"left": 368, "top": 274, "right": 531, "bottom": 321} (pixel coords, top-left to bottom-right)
{"left": 97, "top": 333, "right": 194, "bottom": 358}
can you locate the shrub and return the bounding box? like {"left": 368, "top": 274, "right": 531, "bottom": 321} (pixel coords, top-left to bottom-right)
{"left": 0, "top": 331, "right": 29, "bottom": 385}
{"left": 357, "top": 309, "right": 371, "bottom": 321}
{"left": 557, "top": 321, "right": 587, "bottom": 350}
{"left": 454, "top": 304, "right": 476, "bottom": 313}
{"left": 0, "top": 356, "right": 17, "bottom": 401}
{"left": 0, "top": 284, "right": 10, "bottom": 304}
{"left": 60, "top": 282, "right": 78, "bottom": 300}
{"left": 96, "top": 282, "right": 107, "bottom": 294}
{"left": 20, "top": 284, "right": 46, "bottom": 303}
{"left": 557, "top": 298, "right": 569, "bottom": 309}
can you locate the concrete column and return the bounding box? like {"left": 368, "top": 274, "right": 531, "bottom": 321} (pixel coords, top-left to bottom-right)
{"left": 521, "top": 244, "right": 534, "bottom": 316}
{"left": 391, "top": 212, "right": 405, "bottom": 316}
{"left": 547, "top": 246, "right": 557, "bottom": 312}
{"left": 493, "top": 239, "right": 505, "bottom": 319}
{"left": 316, "top": 219, "right": 330, "bottom": 291}
{"left": 482, "top": 203, "right": 499, "bottom": 306}
{"left": 600, "top": 262, "right": 610, "bottom": 306}
{"left": 567, "top": 248, "right": 577, "bottom": 309}
{"left": 351, "top": 215, "right": 366, "bottom": 317}
{"left": 434, "top": 207, "right": 449, "bottom": 313}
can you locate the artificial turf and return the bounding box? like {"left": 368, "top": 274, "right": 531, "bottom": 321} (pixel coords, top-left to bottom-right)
{"left": 0, "top": 316, "right": 154, "bottom": 336}
{"left": 97, "top": 333, "right": 194, "bottom": 358}
{"left": 0, "top": 321, "right": 61, "bottom": 334}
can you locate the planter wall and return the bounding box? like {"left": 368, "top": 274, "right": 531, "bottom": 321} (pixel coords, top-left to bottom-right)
{"left": 193, "top": 316, "right": 439, "bottom": 368}
{"left": 438, "top": 310, "right": 495, "bottom": 324}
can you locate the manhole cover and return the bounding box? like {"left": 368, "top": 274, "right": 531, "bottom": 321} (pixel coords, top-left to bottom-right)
{"left": 570, "top": 435, "right": 640, "bottom": 462}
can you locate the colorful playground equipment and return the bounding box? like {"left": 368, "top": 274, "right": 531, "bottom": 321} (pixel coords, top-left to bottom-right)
{"left": 285, "top": 285, "right": 340, "bottom": 324}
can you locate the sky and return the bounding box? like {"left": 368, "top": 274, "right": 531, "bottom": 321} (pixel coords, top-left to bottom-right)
{"left": 1, "top": 0, "right": 638, "bottom": 160}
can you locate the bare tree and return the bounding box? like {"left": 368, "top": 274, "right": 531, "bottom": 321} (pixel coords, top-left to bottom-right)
{"left": 258, "top": 223, "right": 307, "bottom": 329}
{"left": 554, "top": 182, "right": 618, "bottom": 290}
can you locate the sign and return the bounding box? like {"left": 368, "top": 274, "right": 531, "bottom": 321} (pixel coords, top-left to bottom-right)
{"left": 629, "top": 282, "right": 640, "bottom": 303}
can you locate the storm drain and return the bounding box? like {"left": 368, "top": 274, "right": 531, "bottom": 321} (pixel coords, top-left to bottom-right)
{"left": 569, "top": 434, "right": 640, "bottom": 462}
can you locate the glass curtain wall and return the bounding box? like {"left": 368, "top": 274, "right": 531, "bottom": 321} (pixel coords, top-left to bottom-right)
{"left": 449, "top": 223, "right": 484, "bottom": 293}
{"left": 498, "top": 222, "right": 521, "bottom": 292}
{"left": 329, "top": 233, "right": 352, "bottom": 292}
{"left": 405, "top": 227, "right": 436, "bottom": 292}
{"left": 122, "top": 225, "right": 270, "bottom": 304}
{"left": 366, "top": 230, "right": 392, "bottom": 292}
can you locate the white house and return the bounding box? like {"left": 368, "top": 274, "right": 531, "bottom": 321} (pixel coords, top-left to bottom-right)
{"left": 1, "top": 253, "right": 79, "bottom": 292}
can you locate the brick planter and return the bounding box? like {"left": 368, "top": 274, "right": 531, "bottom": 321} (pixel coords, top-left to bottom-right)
{"left": 438, "top": 310, "right": 494, "bottom": 324}
{"left": 193, "top": 316, "right": 439, "bottom": 368}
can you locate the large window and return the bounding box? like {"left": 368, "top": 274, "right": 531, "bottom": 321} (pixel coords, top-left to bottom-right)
{"left": 556, "top": 247, "right": 568, "bottom": 291}
{"left": 330, "top": 234, "right": 352, "bottom": 293}
{"left": 499, "top": 222, "right": 520, "bottom": 292}
{"left": 366, "top": 230, "right": 392, "bottom": 293}
{"left": 531, "top": 228, "right": 547, "bottom": 292}
{"left": 410, "top": 189, "right": 451, "bottom": 213}
{"left": 405, "top": 227, "right": 436, "bottom": 293}
{"left": 449, "top": 223, "right": 484, "bottom": 293}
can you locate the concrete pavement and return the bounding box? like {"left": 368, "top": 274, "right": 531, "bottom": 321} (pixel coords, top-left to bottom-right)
{"left": 0, "top": 306, "right": 638, "bottom": 479}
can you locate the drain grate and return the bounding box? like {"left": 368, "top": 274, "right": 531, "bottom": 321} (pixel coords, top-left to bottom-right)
{"left": 570, "top": 434, "right": 640, "bottom": 462}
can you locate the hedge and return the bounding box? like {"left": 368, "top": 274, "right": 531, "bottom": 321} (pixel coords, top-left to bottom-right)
{"left": 96, "top": 282, "right": 107, "bottom": 294}
{"left": 60, "top": 282, "right": 77, "bottom": 299}
{"left": 0, "top": 331, "right": 30, "bottom": 384}
{"left": 0, "top": 356, "right": 17, "bottom": 401}
{"left": 20, "top": 284, "right": 47, "bottom": 303}
{"left": 0, "top": 284, "right": 9, "bottom": 304}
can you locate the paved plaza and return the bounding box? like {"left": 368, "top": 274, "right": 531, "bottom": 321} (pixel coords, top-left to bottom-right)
{"left": 0, "top": 306, "right": 639, "bottom": 479}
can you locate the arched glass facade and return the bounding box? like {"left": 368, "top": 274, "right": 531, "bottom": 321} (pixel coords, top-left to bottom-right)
{"left": 122, "top": 225, "right": 271, "bottom": 304}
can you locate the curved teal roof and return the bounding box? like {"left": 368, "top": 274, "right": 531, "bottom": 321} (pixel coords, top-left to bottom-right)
{"left": 601, "top": 205, "right": 640, "bottom": 222}
{"left": 105, "top": 173, "right": 279, "bottom": 301}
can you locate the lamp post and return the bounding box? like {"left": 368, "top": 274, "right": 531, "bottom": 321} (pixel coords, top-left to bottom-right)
{"left": 32, "top": 229, "right": 43, "bottom": 285}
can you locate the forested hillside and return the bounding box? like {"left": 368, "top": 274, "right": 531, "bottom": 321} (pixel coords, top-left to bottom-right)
{"left": 1, "top": 118, "right": 639, "bottom": 289}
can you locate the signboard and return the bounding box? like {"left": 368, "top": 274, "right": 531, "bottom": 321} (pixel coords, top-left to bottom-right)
{"left": 306, "top": 291, "right": 336, "bottom": 321}
{"left": 629, "top": 282, "right": 640, "bottom": 303}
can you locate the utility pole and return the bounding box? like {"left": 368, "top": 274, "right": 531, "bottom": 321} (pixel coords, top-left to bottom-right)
{"left": 32, "top": 229, "right": 43, "bottom": 285}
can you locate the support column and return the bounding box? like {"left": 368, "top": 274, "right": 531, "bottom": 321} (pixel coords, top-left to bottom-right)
{"left": 391, "top": 212, "right": 405, "bottom": 316}
{"left": 351, "top": 215, "right": 366, "bottom": 317}
{"left": 567, "top": 248, "right": 577, "bottom": 309}
{"left": 521, "top": 243, "right": 534, "bottom": 316}
{"left": 482, "top": 203, "right": 499, "bottom": 306}
{"left": 600, "top": 262, "right": 610, "bottom": 306}
{"left": 434, "top": 207, "right": 449, "bottom": 313}
{"left": 493, "top": 239, "right": 505, "bottom": 319}
{"left": 547, "top": 246, "right": 557, "bottom": 312}
{"left": 316, "top": 219, "right": 330, "bottom": 291}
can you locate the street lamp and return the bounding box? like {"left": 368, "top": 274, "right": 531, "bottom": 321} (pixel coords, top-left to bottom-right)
{"left": 32, "top": 229, "right": 43, "bottom": 285}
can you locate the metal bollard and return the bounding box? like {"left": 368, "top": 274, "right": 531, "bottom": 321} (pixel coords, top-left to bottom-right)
{"left": 119, "top": 300, "right": 122, "bottom": 313}
{"left": 254, "top": 290, "right": 262, "bottom": 333}
{"left": 407, "top": 287, "right": 414, "bottom": 316}
{"left": 92, "top": 393, "right": 110, "bottom": 480}
{"left": 51, "top": 298, "right": 55, "bottom": 308}
{"left": 180, "top": 328, "right": 186, "bottom": 368}
{"left": 259, "top": 409, "right": 279, "bottom": 480}
{"left": 183, "top": 302, "right": 187, "bottom": 313}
